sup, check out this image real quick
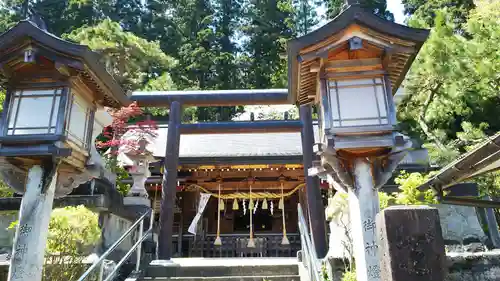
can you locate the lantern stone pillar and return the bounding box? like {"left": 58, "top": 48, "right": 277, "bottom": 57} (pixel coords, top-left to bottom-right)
{"left": 0, "top": 19, "right": 128, "bottom": 281}
{"left": 8, "top": 166, "right": 57, "bottom": 281}
{"left": 348, "top": 158, "right": 381, "bottom": 281}
{"left": 287, "top": 3, "right": 429, "bottom": 281}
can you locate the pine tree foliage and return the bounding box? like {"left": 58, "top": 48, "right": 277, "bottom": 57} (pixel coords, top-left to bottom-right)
{"left": 64, "top": 19, "right": 177, "bottom": 93}
{"left": 293, "top": 0, "right": 321, "bottom": 35}
{"left": 398, "top": 1, "right": 500, "bottom": 165}
{"left": 402, "top": 0, "right": 475, "bottom": 30}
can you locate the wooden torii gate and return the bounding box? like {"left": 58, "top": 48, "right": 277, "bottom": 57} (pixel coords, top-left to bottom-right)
{"left": 131, "top": 89, "right": 328, "bottom": 260}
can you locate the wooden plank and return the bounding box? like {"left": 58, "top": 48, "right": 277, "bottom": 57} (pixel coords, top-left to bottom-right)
{"left": 300, "top": 79, "right": 316, "bottom": 88}
{"left": 298, "top": 25, "right": 355, "bottom": 55}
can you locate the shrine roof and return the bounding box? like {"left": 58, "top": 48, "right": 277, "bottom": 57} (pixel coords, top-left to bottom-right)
{"left": 152, "top": 124, "right": 319, "bottom": 164}
{"left": 152, "top": 123, "right": 430, "bottom": 166}
{"left": 419, "top": 132, "right": 500, "bottom": 191}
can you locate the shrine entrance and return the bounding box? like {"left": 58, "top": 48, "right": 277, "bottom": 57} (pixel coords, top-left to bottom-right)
{"left": 143, "top": 159, "right": 318, "bottom": 258}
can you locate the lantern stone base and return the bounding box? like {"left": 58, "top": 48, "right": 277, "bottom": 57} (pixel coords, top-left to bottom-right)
{"left": 124, "top": 196, "right": 151, "bottom": 207}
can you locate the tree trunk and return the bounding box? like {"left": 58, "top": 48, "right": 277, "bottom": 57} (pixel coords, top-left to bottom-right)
{"left": 417, "top": 82, "right": 448, "bottom": 152}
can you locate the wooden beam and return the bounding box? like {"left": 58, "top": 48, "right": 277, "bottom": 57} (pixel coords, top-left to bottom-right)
{"left": 321, "top": 69, "right": 387, "bottom": 79}
{"left": 309, "top": 62, "right": 321, "bottom": 72}
{"left": 55, "top": 61, "right": 71, "bottom": 77}
{"left": 299, "top": 40, "right": 345, "bottom": 62}
{"left": 132, "top": 89, "right": 290, "bottom": 107}
{"left": 382, "top": 49, "right": 392, "bottom": 69}
{"left": 325, "top": 58, "right": 382, "bottom": 69}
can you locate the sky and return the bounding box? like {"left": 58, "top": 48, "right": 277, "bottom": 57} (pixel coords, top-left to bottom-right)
{"left": 387, "top": 0, "right": 407, "bottom": 24}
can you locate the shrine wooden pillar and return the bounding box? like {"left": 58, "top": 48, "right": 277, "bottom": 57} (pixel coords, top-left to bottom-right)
{"left": 159, "top": 101, "right": 182, "bottom": 259}
{"left": 300, "top": 104, "right": 328, "bottom": 258}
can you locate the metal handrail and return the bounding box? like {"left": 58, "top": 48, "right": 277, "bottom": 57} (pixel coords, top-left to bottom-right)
{"left": 298, "top": 204, "right": 323, "bottom": 281}
{"left": 77, "top": 209, "right": 154, "bottom": 281}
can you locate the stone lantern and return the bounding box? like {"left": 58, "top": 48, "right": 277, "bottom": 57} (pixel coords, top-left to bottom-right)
{"left": 117, "top": 128, "right": 157, "bottom": 206}
{"left": 0, "top": 20, "right": 128, "bottom": 281}
{"left": 287, "top": 3, "right": 429, "bottom": 281}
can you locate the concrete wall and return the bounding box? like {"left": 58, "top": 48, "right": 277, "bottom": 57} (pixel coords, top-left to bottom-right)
{"left": 98, "top": 212, "right": 137, "bottom": 261}
{"left": 435, "top": 204, "right": 488, "bottom": 244}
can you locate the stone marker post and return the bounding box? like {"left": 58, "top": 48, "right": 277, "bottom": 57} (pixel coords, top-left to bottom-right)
{"left": 8, "top": 166, "right": 57, "bottom": 281}
{"left": 348, "top": 158, "right": 381, "bottom": 281}
{"left": 376, "top": 205, "right": 446, "bottom": 281}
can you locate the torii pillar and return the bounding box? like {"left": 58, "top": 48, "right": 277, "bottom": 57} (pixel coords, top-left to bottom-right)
{"left": 300, "top": 104, "right": 328, "bottom": 258}
{"left": 158, "top": 101, "right": 182, "bottom": 259}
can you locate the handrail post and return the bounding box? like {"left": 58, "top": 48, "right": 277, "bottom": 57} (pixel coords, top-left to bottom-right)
{"left": 136, "top": 219, "right": 144, "bottom": 272}
{"left": 97, "top": 262, "right": 105, "bottom": 281}
{"left": 297, "top": 203, "right": 322, "bottom": 281}
{"left": 76, "top": 211, "right": 150, "bottom": 281}
{"left": 149, "top": 208, "right": 155, "bottom": 231}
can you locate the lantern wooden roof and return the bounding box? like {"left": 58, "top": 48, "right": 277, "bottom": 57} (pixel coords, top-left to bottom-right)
{"left": 287, "top": 5, "right": 429, "bottom": 104}
{"left": 0, "top": 20, "right": 129, "bottom": 108}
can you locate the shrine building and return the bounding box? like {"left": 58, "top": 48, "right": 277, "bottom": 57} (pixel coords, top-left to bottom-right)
{"left": 128, "top": 121, "right": 429, "bottom": 258}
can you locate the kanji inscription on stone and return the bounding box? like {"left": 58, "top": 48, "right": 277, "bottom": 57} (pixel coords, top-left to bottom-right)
{"left": 376, "top": 206, "right": 446, "bottom": 281}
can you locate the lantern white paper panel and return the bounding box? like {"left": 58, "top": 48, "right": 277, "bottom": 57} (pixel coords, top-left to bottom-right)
{"left": 328, "top": 78, "right": 389, "bottom": 127}
{"left": 67, "top": 93, "right": 90, "bottom": 147}
{"left": 7, "top": 89, "right": 61, "bottom": 135}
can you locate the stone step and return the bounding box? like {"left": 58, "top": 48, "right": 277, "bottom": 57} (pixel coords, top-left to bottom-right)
{"left": 146, "top": 264, "right": 300, "bottom": 278}
{"left": 145, "top": 258, "right": 299, "bottom": 278}
{"left": 142, "top": 275, "right": 301, "bottom": 281}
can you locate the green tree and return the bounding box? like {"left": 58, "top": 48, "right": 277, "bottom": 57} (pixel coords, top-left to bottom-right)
{"left": 157, "top": 0, "right": 217, "bottom": 89}
{"left": 293, "top": 0, "right": 321, "bottom": 35}
{"left": 42, "top": 206, "right": 101, "bottom": 281}
{"left": 213, "top": 0, "right": 242, "bottom": 89}
{"left": 393, "top": 171, "right": 437, "bottom": 205}
{"left": 242, "top": 0, "right": 296, "bottom": 89}
{"left": 0, "top": 0, "right": 22, "bottom": 33}
{"left": 0, "top": 0, "right": 106, "bottom": 36}
{"left": 398, "top": 3, "right": 500, "bottom": 166}
{"left": 0, "top": 181, "right": 13, "bottom": 197}
{"left": 64, "top": 19, "right": 177, "bottom": 92}
{"left": 402, "top": 0, "right": 475, "bottom": 31}
{"left": 8, "top": 206, "right": 100, "bottom": 281}
{"left": 324, "top": 0, "right": 394, "bottom": 21}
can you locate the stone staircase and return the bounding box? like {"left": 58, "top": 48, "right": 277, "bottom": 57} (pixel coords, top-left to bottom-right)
{"left": 140, "top": 258, "right": 301, "bottom": 281}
